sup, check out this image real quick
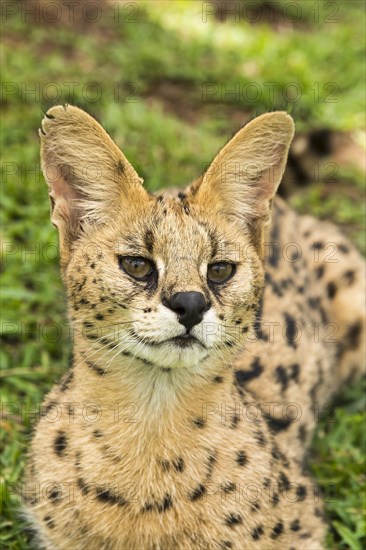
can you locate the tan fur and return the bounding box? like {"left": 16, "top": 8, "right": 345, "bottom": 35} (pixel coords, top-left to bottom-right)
{"left": 25, "top": 106, "right": 365, "bottom": 549}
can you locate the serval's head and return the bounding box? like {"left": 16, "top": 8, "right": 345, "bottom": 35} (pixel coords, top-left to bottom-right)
{"left": 40, "top": 106, "right": 294, "bottom": 371}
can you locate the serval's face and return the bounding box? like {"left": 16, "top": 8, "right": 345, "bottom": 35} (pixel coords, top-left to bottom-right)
{"left": 64, "top": 190, "right": 264, "bottom": 370}
{"left": 40, "top": 105, "right": 294, "bottom": 370}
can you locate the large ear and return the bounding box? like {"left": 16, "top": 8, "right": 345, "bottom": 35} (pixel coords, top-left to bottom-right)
{"left": 189, "top": 112, "right": 295, "bottom": 242}
{"left": 40, "top": 105, "right": 148, "bottom": 265}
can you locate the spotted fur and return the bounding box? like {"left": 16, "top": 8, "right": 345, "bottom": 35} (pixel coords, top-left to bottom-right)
{"left": 24, "top": 106, "right": 365, "bottom": 549}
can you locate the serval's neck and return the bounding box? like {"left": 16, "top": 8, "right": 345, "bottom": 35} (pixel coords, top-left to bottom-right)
{"left": 73, "top": 337, "right": 239, "bottom": 430}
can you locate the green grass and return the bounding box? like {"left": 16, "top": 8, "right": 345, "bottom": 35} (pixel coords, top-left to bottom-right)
{"left": 1, "top": 1, "right": 365, "bottom": 548}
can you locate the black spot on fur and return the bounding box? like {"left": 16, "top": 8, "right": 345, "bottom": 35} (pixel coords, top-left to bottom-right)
{"left": 314, "top": 507, "right": 327, "bottom": 520}
{"left": 222, "top": 481, "right": 236, "bottom": 494}
{"left": 236, "top": 450, "right": 247, "bottom": 466}
{"left": 77, "top": 478, "right": 89, "bottom": 496}
{"left": 101, "top": 337, "right": 114, "bottom": 348}
{"left": 278, "top": 472, "right": 291, "bottom": 492}
{"left": 117, "top": 160, "right": 124, "bottom": 174}
{"left": 54, "top": 432, "right": 67, "bottom": 456}
{"left": 93, "top": 430, "right": 103, "bottom": 439}
{"left": 178, "top": 192, "right": 186, "bottom": 200}
{"left": 220, "top": 542, "right": 232, "bottom": 549}
{"left": 48, "top": 486, "right": 62, "bottom": 503}
{"left": 252, "top": 525, "right": 264, "bottom": 540}
{"left": 268, "top": 225, "right": 280, "bottom": 267}
{"left": 173, "top": 457, "right": 185, "bottom": 472}
{"left": 265, "top": 272, "right": 283, "bottom": 297}
{"left": 283, "top": 313, "right": 298, "bottom": 349}
{"left": 206, "top": 450, "right": 217, "bottom": 478}
{"left": 225, "top": 512, "right": 242, "bottom": 527}
{"left": 157, "top": 494, "right": 173, "bottom": 512}
{"left": 255, "top": 430, "right": 267, "bottom": 446}
{"left": 208, "top": 229, "right": 219, "bottom": 257}
{"left": 193, "top": 417, "right": 205, "bottom": 428}
{"left": 311, "top": 241, "right": 324, "bottom": 250}
{"left": 327, "top": 281, "right": 337, "bottom": 299}
{"left": 271, "top": 520, "right": 284, "bottom": 538}
{"left": 43, "top": 515, "right": 55, "bottom": 529}
{"left": 307, "top": 296, "right": 319, "bottom": 310}
{"left": 315, "top": 265, "right": 324, "bottom": 279}
{"left": 235, "top": 357, "right": 263, "bottom": 385}
{"left": 296, "top": 484, "right": 307, "bottom": 501}
{"left": 59, "top": 371, "right": 73, "bottom": 392}
{"left": 144, "top": 229, "right": 155, "bottom": 253}
{"left": 275, "top": 366, "right": 288, "bottom": 393}
{"left": 253, "top": 296, "right": 268, "bottom": 341}
{"left": 280, "top": 277, "right": 293, "bottom": 291}
{"left": 309, "top": 382, "right": 318, "bottom": 404}
{"left": 271, "top": 445, "right": 280, "bottom": 462}
{"left": 77, "top": 277, "right": 87, "bottom": 292}
{"left": 343, "top": 270, "right": 355, "bottom": 285}
{"left": 75, "top": 451, "right": 81, "bottom": 470}
{"left": 189, "top": 484, "right": 206, "bottom": 501}
{"left": 346, "top": 321, "right": 362, "bottom": 349}
{"left": 290, "top": 363, "right": 300, "bottom": 383}
{"left": 206, "top": 450, "right": 217, "bottom": 477}
{"left": 264, "top": 413, "right": 292, "bottom": 432}
{"left": 95, "top": 486, "right": 127, "bottom": 507}
{"left": 86, "top": 361, "right": 106, "bottom": 376}
{"left": 95, "top": 313, "right": 104, "bottom": 321}
{"left": 338, "top": 243, "right": 349, "bottom": 254}
{"left": 85, "top": 333, "right": 98, "bottom": 341}
{"left": 41, "top": 400, "right": 58, "bottom": 417}
{"left": 230, "top": 414, "right": 240, "bottom": 428}
{"left": 225, "top": 340, "right": 235, "bottom": 347}
{"left": 213, "top": 375, "right": 224, "bottom": 383}
{"left": 298, "top": 424, "right": 307, "bottom": 442}
{"left": 290, "top": 519, "right": 301, "bottom": 531}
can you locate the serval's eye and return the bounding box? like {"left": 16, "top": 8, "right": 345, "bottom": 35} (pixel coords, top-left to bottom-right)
{"left": 118, "top": 256, "right": 155, "bottom": 280}
{"left": 207, "top": 262, "right": 236, "bottom": 284}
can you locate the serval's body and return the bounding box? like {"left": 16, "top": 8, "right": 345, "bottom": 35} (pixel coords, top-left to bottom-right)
{"left": 24, "top": 106, "right": 365, "bottom": 549}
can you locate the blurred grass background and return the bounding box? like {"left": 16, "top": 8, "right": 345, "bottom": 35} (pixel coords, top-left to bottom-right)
{"left": 1, "top": 0, "right": 365, "bottom": 548}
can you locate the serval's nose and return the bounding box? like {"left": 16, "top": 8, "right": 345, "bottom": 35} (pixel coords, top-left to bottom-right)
{"left": 163, "top": 291, "right": 211, "bottom": 332}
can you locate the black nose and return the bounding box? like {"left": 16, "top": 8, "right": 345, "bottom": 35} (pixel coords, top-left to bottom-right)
{"left": 163, "top": 292, "right": 210, "bottom": 332}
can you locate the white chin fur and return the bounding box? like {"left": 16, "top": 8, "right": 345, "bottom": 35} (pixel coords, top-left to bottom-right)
{"left": 124, "top": 304, "right": 222, "bottom": 368}
{"left": 138, "top": 340, "right": 209, "bottom": 369}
